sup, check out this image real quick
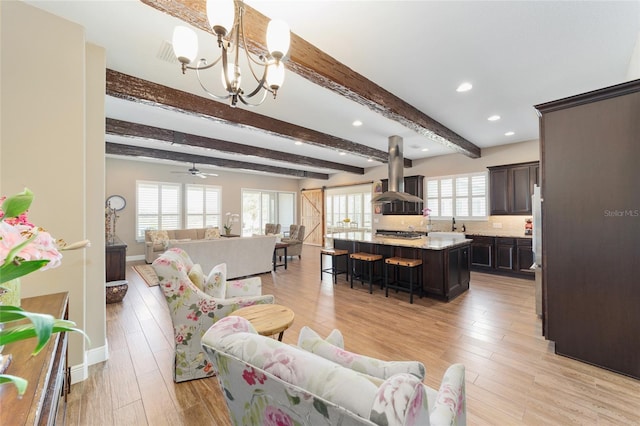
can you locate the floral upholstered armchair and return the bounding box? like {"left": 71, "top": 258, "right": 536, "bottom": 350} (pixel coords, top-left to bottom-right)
{"left": 152, "top": 248, "right": 275, "bottom": 382}
{"left": 202, "top": 316, "right": 466, "bottom": 425}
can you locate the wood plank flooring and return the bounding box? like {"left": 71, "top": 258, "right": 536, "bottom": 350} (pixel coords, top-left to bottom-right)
{"left": 68, "top": 245, "right": 640, "bottom": 425}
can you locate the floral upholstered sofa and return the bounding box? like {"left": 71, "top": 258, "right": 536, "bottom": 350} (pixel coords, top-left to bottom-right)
{"left": 152, "top": 248, "right": 275, "bottom": 382}
{"left": 202, "top": 316, "right": 466, "bottom": 425}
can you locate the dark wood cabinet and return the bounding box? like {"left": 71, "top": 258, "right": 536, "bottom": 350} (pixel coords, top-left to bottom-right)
{"left": 106, "top": 236, "right": 127, "bottom": 282}
{"left": 489, "top": 162, "right": 539, "bottom": 215}
{"left": 467, "top": 234, "right": 533, "bottom": 279}
{"left": 380, "top": 175, "right": 424, "bottom": 215}
{"left": 516, "top": 239, "right": 534, "bottom": 275}
{"left": 495, "top": 237, "right": 515, "bottom": 270}
{"left": 470, "top": 236, "right": 494, "bottom": 269}
{"left": 1, "top": 293, "right": 69, "bottom": 426}
{"left": 536, "top": 79, "right": 640, "bottom": 379}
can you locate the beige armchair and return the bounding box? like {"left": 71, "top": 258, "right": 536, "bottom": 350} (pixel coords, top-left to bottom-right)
{"left": 264, "top": 223, "right": 281, "bottom": 235}
{"left": 281, "top": 224, "right": 306, "bottom": 259}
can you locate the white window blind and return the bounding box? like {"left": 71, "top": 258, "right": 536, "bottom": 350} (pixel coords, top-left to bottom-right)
{"left": 186, "top": 184, "right": 221, "bottom": 228}
{"left": 426, "top": 172, "right": 488, "bottom": 220}
{"left": 136, "top": 181, "right": 181, "bottom": 240}
{"left": 325, "top": 184, "right": 373, "bottom": 229}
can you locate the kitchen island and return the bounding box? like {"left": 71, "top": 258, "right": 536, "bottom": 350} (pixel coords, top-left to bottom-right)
{"left": 330, "top": 231, "right": 472, "bottom": 301}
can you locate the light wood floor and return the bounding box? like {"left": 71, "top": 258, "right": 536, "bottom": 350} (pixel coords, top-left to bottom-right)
{"left": 67, "top": 245, "right": 640, "bottom": 425}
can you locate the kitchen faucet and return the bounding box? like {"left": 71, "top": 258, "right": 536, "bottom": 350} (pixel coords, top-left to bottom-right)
{"left": 451, "top": 217, "right": 456, "bottom": 231}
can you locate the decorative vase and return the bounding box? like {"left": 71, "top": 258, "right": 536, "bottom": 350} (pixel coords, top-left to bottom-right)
{"left": 0, "top": 278, "right": 21, "bottom": 307}
{"left": 224, "top": 228, "right": 231, "bottom": 236}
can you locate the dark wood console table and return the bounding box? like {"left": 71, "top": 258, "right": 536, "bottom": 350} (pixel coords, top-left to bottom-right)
{"left": 0, "top": 292, "right": 69, "bottom": 425}
{"left": 106, "top": 236, "right": 127, "bottom": 282}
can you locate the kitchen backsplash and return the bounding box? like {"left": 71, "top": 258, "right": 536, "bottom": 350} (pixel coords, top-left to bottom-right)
{"left": 374, "top": 215, "right": 533, "bottom": 237}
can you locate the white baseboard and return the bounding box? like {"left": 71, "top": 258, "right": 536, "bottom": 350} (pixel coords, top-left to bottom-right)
{"left": 69, "top": 342, "right": 109, "bottom": 385}
{"left": 126, "top": 254, "right": 145, "bottom": 262}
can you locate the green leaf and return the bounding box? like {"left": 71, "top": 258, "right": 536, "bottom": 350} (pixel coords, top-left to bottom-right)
{"left": 313, "top": 397, "right": 330, "bottom": 419}
{"left": 0, "top": 259, "right": 49, "bottom": 285}
{"left": 0, "top": 188, "right": 33, "bottom": 220}
{"left": 0, "top": 308, "right": 89, "bottom": 355}
{"left": 0, "top": 374, "right": 28, "bottom": 396}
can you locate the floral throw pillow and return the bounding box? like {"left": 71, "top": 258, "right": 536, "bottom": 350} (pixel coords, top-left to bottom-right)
{"left": 205, "top": 227, "right": 220, "bottom": 239}
{"left": 149, "top": 230, "right": 169, "bottom": 247}
{"left": 188, "top": 263, "right": 205, "bottom": 291}
{"left": 297, "top": 326, "right": 425, "bottom": 381}
{"left": 204, "top": 263, "right": 227, "bottom": 298}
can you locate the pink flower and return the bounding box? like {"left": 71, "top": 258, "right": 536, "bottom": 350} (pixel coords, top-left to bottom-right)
{"left": 263, "top": 349, "right": 302, "bottom": 383}
{"left": 263, "top": 406, "right": 294, "bottom": 426}
{"left": 422, "top": 207, "right": 431, "bottom": 217}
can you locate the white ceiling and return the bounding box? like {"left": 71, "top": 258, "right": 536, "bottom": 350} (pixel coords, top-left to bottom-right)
{"left": 27, "top": 0, "right": 640, "bottom": 178}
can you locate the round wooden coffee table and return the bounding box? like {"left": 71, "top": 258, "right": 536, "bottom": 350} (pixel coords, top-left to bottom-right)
{"left": 232, "top": 304, "right": 295, "bottom": 341}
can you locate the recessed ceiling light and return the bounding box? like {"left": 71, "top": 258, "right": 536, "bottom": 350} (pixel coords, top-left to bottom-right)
{"left": 456, "top": 82, "right": 473, "bottom": 92}
{"left": 339, "top": 152, "right": 346, "bottom": 156}
{"left": 421, "top": 148, "right": 429, "bottom": 152}
{"left": 294, "top": 141, "right": 303, "bottom": 145}
{"left": 352, "top": 120, "right": 363, "bottom": 127}
{"left": 367, "top": 158, "right": 374, "bottom": 162}
{"left": 488, "top": 115, "right": 501, "bottom": 121}
{"left": 504, "top": 131, "right": 515, "bottom": 136}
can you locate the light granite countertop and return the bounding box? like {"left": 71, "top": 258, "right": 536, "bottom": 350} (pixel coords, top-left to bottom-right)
{"left": 328, "top": 231, "right": 472, "bottom": 250}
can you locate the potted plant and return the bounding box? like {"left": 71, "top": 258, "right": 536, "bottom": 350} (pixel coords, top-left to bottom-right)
{"left": 0, "top": 188, "right": 88, "bottom": 395}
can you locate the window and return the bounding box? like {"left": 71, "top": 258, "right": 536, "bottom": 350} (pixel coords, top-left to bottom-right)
{"left": 325, "top": 184, "right": 372, "bottom": 230}
{"left": 426, "top": 172, "right": 488, "bottom": 220}
{"left": 185, "top": 184, "right": 221, "bottom": 228}
{"left": 241, "top": 189, "right": 296, "bottom": 236}
{"left": 136, "top": 181, "right": 181, "bottom": 240}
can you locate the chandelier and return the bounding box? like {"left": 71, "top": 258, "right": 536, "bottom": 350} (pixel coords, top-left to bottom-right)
{"left": 172, "top": 0, "right": 290, "bottom": 107}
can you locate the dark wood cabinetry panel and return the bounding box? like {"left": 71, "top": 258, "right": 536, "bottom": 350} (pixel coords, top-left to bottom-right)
{"left": 489, "top": 162, "right": 539, "bottom": 215}
{"left": 470, "top": 236, "right": 494, "bottom": 269}
{"left": 468, "top": 235, "right": 533, "bottom": 279}
{"left": 495, "top": 237, "right": 515, "bottom": 270}
{"left": 381, "top": 175, "right": 424, "bottom": 215}
{"left": 106, "top": 237, "right": 127, "bottom": 282}
{"left": 536, "top": 79, "right": 640, "bottom": 379}
{"left": 516, "top": 239, "right": 534, "bottom": 274}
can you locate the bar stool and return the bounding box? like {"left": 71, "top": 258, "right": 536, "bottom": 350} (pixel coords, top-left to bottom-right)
{"left": 320, "top": 248, "right": 349, "bottom": 284}
{"left": 350, "top": 252, "right": 383, "bottom": 294}
{"left": 384, "top": 257, "right": 423, "bottom": 304}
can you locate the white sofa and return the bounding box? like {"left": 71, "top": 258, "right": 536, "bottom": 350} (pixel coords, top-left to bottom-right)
{"left": 167, "top": 235, "right": 277, "bottom": 279}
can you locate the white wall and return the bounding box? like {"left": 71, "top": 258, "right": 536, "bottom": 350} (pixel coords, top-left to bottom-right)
{"left": 106, "top": 157, "right": 301, "bottom": 258}
{"left": 627, "top": 32, "right": 640, "bottom": 80}
{"left": 1, "top": 1, "right": 106, "bottom": 380}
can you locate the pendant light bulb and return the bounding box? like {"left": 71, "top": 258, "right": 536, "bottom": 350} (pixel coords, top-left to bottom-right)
{"left": 266, "top": 19, "right": 290, "bottom": 61}
{"left": 207, "top": 0, "right": 235, "bottom": 37}
{"left": 172, "top": 26, "right": 198, "bottom": 65}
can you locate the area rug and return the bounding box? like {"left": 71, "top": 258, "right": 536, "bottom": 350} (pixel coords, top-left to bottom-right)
{"left": 132, "top": 264, "right": 159, "bottom": 287}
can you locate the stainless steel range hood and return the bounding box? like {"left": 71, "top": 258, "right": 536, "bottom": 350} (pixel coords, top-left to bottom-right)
{"left": 371, "top": 135, "right": 423, "bottom": 204}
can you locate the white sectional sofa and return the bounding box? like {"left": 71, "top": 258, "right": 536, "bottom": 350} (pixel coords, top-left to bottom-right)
{"left": 167, "top": 235, "right": 277, "bottom": 279}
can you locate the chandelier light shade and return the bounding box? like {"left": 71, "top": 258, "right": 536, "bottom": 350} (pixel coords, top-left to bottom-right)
{"left": 172, "top": 0, "right": 290, "bottom": 107}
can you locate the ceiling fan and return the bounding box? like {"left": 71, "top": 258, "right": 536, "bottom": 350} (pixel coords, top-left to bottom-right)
{"left": 171, "top": 163, "right": 218, "bottom": 179}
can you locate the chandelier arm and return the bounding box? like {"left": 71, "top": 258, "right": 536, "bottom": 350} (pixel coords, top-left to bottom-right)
{"left": 195, "top": 66, "right": 232, "bottom": 101}
{"left": 238, "top": 89, "right": 268, "bottom": 107}
{"left": 183, "top": 56, "right": 222, "bottom": 72}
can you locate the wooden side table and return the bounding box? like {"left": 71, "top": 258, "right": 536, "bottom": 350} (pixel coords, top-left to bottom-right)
{"left": 0, "top": 293, "right": 69, "bottom": 426}
{"left": 106, "top": 236, "right": 127, "bottom": 282}
{"left": 232, "top": 304, "right": 295, "bottom": 341}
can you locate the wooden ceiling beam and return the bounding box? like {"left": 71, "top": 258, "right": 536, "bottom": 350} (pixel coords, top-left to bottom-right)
{"left": 106, "top": 118, "right": 364, "bottom": 175}
{"left": 106, "top": 143, "right": 330, "bottom": 180}
{"left": 106, "top": 69, "right": 410, "bottom": 167}
{"left": 140, "top": 0, "right": 481, "bottom": 159}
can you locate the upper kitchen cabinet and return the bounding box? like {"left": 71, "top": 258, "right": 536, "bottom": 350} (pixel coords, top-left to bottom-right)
{"left": 381, "top": 175, "right": 424, "bottom": 215}
{"left": 488, "top": 162, "right": 539, "bottom": 215}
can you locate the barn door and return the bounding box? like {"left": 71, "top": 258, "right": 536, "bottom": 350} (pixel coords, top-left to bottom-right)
{"left": 300, "top": 189, "right": 323, "bottom": 246}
